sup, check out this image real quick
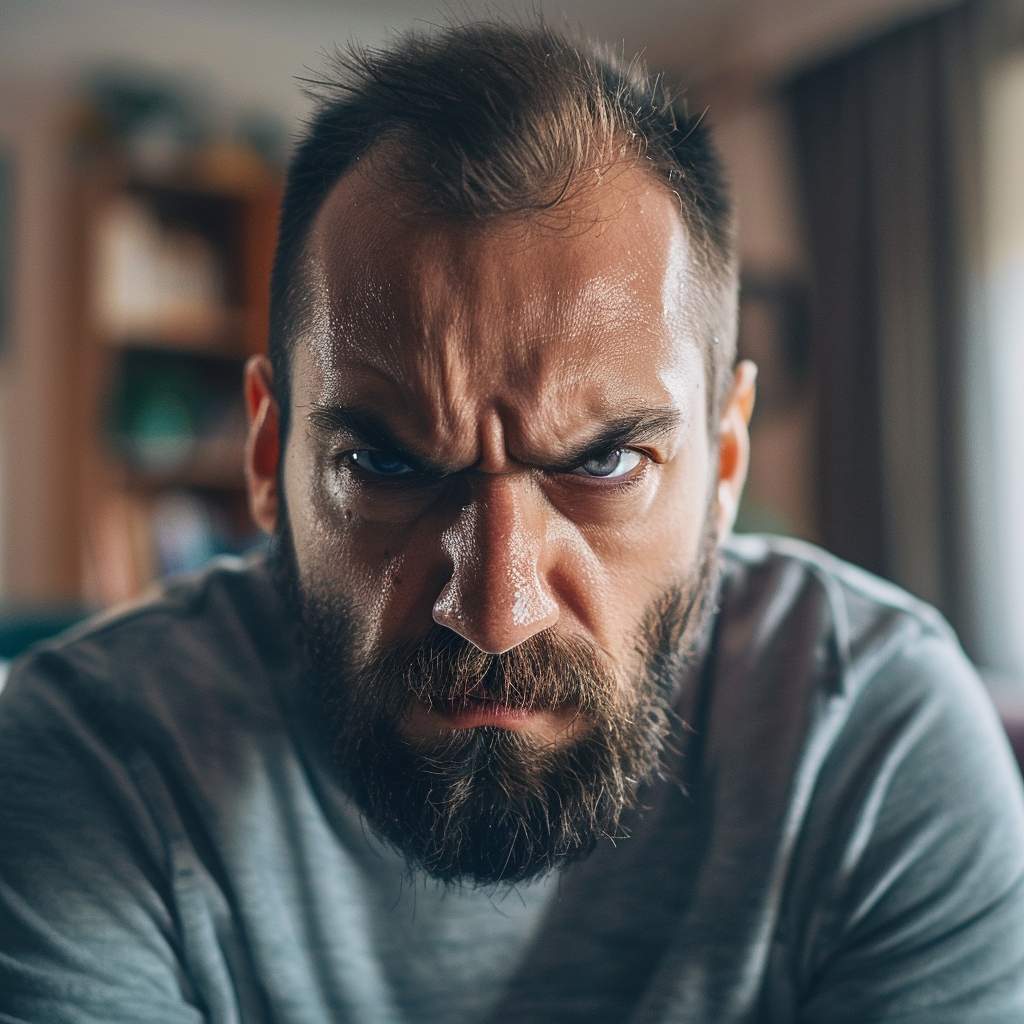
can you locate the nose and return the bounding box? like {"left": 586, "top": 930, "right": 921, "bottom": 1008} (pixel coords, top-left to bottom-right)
{"left": 433, "top": 475, "right": 559, "bottom": 654}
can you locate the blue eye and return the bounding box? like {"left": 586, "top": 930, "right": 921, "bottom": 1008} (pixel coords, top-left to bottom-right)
{"left": 571, "top": 450, "right": 643, "bottom": 479}
{"left": 349, "top": 450, "right": 415, "bottom": 476}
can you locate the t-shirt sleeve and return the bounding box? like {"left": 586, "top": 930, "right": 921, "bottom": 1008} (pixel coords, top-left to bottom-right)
{"left": 791, "top": 632, "right": 1024, "bottom": 1024}
{"left": 0, "top": 650, "right": 205, "bottom": 1024}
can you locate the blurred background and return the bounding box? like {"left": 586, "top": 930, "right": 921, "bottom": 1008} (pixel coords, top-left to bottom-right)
{"left": 0, "top": 0, "right": 1021, "bottom": 700}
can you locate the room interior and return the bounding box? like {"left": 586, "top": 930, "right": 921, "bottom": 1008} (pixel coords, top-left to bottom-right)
{"left": 0, "top": 0, "right": 1021, "bottom": 727}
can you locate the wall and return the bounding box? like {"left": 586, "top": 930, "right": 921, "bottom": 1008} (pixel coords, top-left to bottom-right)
{"left": 712, "top": 95, "right": 819, "bottom": 541}
{"left": 981, "top": 50, "right": 1024, "bottom": 684}
{"left": 0, "top": 82, "right": 84, "bottom": 602}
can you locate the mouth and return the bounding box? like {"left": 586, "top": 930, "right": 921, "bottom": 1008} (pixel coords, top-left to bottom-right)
{"left": 401, "top": 698, "right": 583, "bottom": 744}
{"left": 444, "top": 702, "right": 538, "bottom": 729}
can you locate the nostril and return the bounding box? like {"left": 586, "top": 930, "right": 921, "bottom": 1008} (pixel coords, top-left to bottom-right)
{"left": 433, "top": 577, "right": 469, "bottom": 630}
{"left": 432, "top": 570, "right": 559, "bottom": 655}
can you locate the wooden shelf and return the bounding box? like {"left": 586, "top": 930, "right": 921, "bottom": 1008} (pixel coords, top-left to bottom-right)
{"left": 123, "top": 457, "right": 246, "bottom": 493}
{"left": 100, "top": 306, "right": 251, "bottom": 358}
{"left": 124, "top": 145, "right": 281, "bottom": 201}
{"left": 67, "top": 146, "right": 281, "bottom": 605}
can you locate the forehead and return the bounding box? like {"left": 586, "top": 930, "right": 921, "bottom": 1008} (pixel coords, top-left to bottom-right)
{"left": 300, "top": 162, "right": 706, "bottom": 428}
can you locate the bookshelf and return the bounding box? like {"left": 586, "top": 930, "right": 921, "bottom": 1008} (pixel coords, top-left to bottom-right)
{"left": 73, "top": 149, "right": 281, "bottom": 605}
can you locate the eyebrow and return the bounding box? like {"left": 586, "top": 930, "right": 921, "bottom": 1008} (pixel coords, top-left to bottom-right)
{"left": 307, "top": 405, "right": 451, "bottom": 476}
{"left": 306, "top": 403, "right": 682, "bottom": 474}
{"left": 546, "top": 408, "right": 682, "bottom": 472}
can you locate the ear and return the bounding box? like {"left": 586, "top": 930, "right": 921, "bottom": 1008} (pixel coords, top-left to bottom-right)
{"left": 244, "top": 354, "right": 281, "bottom": 535}
{"left": 716, "top": 359, "right": 757, "bottom": 539}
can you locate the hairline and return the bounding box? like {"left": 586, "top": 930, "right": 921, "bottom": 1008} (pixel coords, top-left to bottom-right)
{"left": 275, "top": 153, "right": 736, "bottom": 448}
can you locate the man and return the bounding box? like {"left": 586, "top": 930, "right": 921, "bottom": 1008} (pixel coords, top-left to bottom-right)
{"left": 1, "top": 21, "right": 1023, "bottom": 1024}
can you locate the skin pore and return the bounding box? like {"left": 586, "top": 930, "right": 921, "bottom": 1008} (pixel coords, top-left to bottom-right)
{"left": 244, "top": 159, "right": 756, "bottom": 752}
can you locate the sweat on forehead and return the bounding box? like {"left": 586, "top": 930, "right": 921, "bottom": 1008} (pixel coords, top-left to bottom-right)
{"left": 266, "top": 22, "right": 737, "bottom": 443}
{"left": 295, "top": 159, "right": 710, "bottom": 436}
{"left": 312, "top": 160, "right": 690, "bottom": 339}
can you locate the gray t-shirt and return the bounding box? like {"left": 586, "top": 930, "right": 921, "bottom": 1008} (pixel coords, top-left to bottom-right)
{"left": 2, "top": 535, "right": 1023, "bottom": 1024}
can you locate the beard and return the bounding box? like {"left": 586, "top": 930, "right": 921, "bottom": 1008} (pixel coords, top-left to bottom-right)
{"left": 271, "top": 514, "right": 719, "bottom": 886}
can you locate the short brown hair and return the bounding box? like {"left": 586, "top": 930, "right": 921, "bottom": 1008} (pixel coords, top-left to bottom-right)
{"left": 269, "top": 20, "right": 737, "bottom": 436}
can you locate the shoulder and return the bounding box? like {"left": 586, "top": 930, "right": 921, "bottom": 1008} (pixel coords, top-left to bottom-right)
{"left": 715, "top": 538, "right": 1024, "bottom": 1017}
{"left": 44, "top": 552, "right": 293, "bottom": 671}
{"left": 702, "top": 533, "right": 986, "bottom": 787}
{"left": 719, "top": 533, "right": 953, "bottom": 682}
{"left": 0, "top": 559, "right": 288, "bottom": 1021}
{"left": 0, "top": 554, "right": 298, "bottom": 773}
{"left": 714, "top": 533, "right": 978, "bottom": 742}
{"left": 0, "top": 553, "right": 301, "bottom": 894}
{"left": 711, "top": 533, "right": 1013, "bottom": 822}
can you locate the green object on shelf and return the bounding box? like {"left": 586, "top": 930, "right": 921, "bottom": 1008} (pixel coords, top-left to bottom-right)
{"left": 108, "top": 348, "right": 244, "bottom": 472}
{"left": 131, "top": 389, "right": 194, "bottom": 468}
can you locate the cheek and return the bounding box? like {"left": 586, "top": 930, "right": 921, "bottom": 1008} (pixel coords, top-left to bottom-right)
{"left": 284, "top": 441, "right": 450, "bottom": 646}
{"left": 650, "top": 441, "right": 715, "bottom": 570}
{"left": 545, "top": 444, "right": 714, "bottom": 656}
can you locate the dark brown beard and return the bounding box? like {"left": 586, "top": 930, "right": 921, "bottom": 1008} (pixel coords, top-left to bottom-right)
{"left": 272, "top": 520, "right": 719, "bottom": 885}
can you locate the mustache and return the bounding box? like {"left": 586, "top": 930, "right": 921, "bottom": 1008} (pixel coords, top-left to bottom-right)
{"left": 276, "top": 510, "right": 721, "bottom": 883}
{"left": 316, "top": 623, "right": 672, "bottom": 883}
{"left": 330, "top": 625, "right": 623, "bottom": 727}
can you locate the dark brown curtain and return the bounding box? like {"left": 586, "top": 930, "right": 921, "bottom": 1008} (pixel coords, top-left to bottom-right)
{"left": 788, "top": 3, "right": 987, "bottom": 655}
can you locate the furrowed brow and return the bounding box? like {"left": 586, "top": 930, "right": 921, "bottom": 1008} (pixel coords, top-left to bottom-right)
{"left": 547, "top": 407, "right": 683, "bottom": 471}
{"left": 306, "top": 405, "right": 449, "bottom": 476}
{"left": 307, "top": 403, "right": 682, "bottom": 475}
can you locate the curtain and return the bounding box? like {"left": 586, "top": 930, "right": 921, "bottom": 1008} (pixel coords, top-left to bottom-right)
{"left": 788, "top": 3, "right": 990, "bottom": 660}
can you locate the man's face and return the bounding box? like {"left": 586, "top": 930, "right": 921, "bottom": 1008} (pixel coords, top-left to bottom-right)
{"left": 246, "top": 161, "right": 751, "bottom": 882}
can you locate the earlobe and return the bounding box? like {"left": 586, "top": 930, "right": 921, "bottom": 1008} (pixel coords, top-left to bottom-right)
{"left": 716, "top": 360, "right": 757, "bottom": 539}
{"left": 244, "top": 355, "right": 281, "bottom": 535}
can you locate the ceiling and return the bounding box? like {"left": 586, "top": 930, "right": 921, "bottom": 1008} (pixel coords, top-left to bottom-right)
{"left": 0, "top": 0, "right": 956, "bottom": 126}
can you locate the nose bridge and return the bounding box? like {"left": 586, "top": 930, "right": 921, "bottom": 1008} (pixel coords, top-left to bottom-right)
{"left": 433, "top": 473, "right": 559, "bottom": 654}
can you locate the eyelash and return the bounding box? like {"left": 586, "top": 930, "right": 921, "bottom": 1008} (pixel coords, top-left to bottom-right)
{"left": 557, "top": 453, "right": 651, "bottom": 492}
{"left": 338, "top": 451, "right": 430, "bottom": 487}
{"left": 338, "top": 448, "right": 653, "bottom": 488}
